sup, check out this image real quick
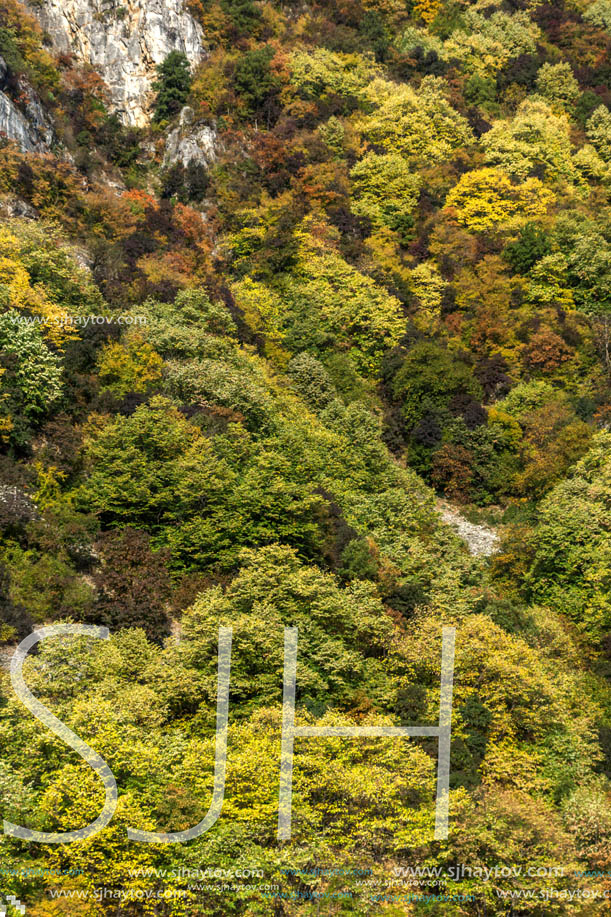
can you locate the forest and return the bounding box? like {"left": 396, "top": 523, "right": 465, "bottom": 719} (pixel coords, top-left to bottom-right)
{"left": 1, "top": 0, "right": 611, "bottom": 912}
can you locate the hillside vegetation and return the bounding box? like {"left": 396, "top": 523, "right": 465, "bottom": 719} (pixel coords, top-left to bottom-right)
{"left": 1, "top": 0, "right": 611, "bottom": 912}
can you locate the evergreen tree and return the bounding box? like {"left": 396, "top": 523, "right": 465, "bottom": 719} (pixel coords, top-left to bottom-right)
{"left": 152, "top": 50, "right": 191, "bottom": 123}
{"left": 503, "top": 222, "right": 551, "bottom": 274}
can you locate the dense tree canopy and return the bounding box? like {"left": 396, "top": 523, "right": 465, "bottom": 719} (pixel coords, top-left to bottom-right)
{"left": 1, "top": 0, "right": 611, "bottom": 911}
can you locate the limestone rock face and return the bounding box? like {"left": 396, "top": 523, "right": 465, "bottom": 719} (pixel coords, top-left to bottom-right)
{"left": 163, "top": 105, "right": 217, "bottom": 168}
{"left": 29, "top": 0, "right": 205, "bottom": 126}
{"left": 0, "top": 55, "right": 54, "bottom": 151}
{"left": 0, "top": 91, "right": 39, "bottom": 151}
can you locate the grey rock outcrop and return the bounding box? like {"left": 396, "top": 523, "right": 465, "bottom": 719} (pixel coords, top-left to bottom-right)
{"left": 29, "top": 0, "right": 205, "bottom": 126}
{"left": 0, "top": 56, "right": 54, "bottom": 152}
{"left": 0, "top": 91, "right": 39, "bottom": 151}
{"left": 0, "top": 486, "right": 39, "bottom": 527}
{"left": 0, "top": 645, "right": 14, "bottom": 672}
{"left": 438, "top": 502, "right": 500, "bottom": 557}
{"left": 163, "top": 105, "right": 217, "bottom": 168}
{"left": 20, "top": 85, "right": 55, "bottom": 147}
{"left": 0, "top": 195, "right": 39, "bottom": 220}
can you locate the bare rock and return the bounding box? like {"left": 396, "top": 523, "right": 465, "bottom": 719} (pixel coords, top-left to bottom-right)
{"left": 438, "top": 502, "right": 500, "bottom": 557}
{"left": 0, "top": 83, "right": 54, "bottom": 152}
{"left": 163, "top": 105, "right": 217, "bottom": 169}
{"left": 0, "top": 486, "right": 39, "bottom": 528}
{"left": 0, "top": 195, "right": 39, "bottom": 220}
{"left": 29, "top": 0, "right": 205, "bottom": 126}
{"left": 0, "top": 644, "right": 14, "bottom": 672}
{"left": 0, "top": 51, "right": 55, "bottom": 151}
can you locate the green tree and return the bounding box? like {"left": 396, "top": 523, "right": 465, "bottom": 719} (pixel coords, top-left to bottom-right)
{"left": 527, "top": 432, "right": 611, "bottom": 642}
{"left": 350, "top": 151, "right": 421, "bottom": 236}
{"left": 287, "top": 352, "right": 336, "bottom": 411}
{"left": 220, "top": 0, "right": 262, "bottom": 35}
{"left": 78, "top": 397, "right": 323, "bottom": 570}
{"left": 535, "top": 62, "right": 579, "bottom": 107}
{"left": 152, "top": 51, "right": 192, "bottom": 123}
{"left": 0, "top": 311, "right": 63, "bottom": 446}
{"left": 503, "top": 223, "right": 551, "bottom": 274}
{"left": 482, "top": 99, "right": 577, "bottom": 183}
{"left": 233, "top": 46, "right": 282, "bottom": 125}
{"left": 393, "top": 341, "right": 482, "bottom": 431}
{"left": 178, "top": 544, "right": 393, "bottom": 715}
{"left": 587, "top": 105, "right": 611, "bottom": 163}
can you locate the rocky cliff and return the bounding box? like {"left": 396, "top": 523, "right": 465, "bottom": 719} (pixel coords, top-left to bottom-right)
{"left": 0, "top": 54, "right": 54, "bottom": 151}
{"left": 28, "top": 0, "right": 205, "bottom": 126}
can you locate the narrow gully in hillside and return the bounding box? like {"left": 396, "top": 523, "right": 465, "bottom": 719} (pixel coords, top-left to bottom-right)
{"left": 436, "top": 501, "right": 500, "bottom": 556}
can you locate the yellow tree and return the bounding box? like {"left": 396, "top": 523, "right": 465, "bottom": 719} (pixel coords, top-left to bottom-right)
{"left": 444, "top": 168, "right": 555, "bottom": 232}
